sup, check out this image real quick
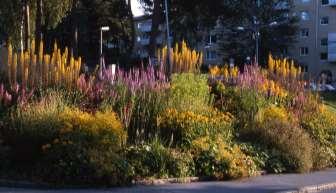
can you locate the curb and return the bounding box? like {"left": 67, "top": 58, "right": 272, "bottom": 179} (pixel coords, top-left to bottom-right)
{"left": 133, "top": 177, "right": 200, "bottom": 186}
{"left": 277, "top": 182, "right": 336, "bottom": 193}
{"left": 132, "top": 170, "right": 267, "bottom": 186}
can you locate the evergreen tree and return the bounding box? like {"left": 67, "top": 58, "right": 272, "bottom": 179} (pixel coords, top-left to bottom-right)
{"left": 217, "top": 0, "right": 298, "bottom": 65}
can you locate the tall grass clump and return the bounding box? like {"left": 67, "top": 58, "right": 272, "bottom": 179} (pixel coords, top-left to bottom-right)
{"left": 158, "top": 41, "right": 203, "bottom": 73}
{"left": 6, "top": 40, "right": 82, "bottom": 89}
{"left": 0, "top": 92, "right": 67, "bottom": 165}
{"left": 77, "top": 65, "right": 169, "bottom": 144}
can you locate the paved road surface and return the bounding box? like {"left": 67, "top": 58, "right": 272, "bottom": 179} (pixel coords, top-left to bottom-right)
{"left": 0, "top": 169, "right": 335, "bottom": 193}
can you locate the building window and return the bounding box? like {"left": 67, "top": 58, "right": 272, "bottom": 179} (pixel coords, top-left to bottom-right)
{"left": 300, "top": 47, "right": 309, "bottom": 56}
{"left": 320, "top": 53, "right": 328, "bottom": 60}
{"left": 300, "top": 28, "right": 309, "bottom": 38}
{"left": 320, "top": 17, "right": 329, "bottom": 25}
{"left": 207, "top": 35, "right": 217, "bottom": 45}
{"left": 205, "top": 50, "right": 217, "bottom": 60}
{"left": 300, "top": 11, "right": 310, "bottom": 21}
{"left": 302, "top": 0, "right": 311, "bottom": 2}
{"left": 321, "top": 0, "right": 329, "bottom": 5}
{"left": 321, "top": 38, "right": 328, "bottom": 46}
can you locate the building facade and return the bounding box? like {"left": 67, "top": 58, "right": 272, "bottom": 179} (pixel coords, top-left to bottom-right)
{"left": 133, "top": 15, "right": 166, "bottom": 59}
{"left": 133, "top": 15, "right": 223, "bottom": 65}
{"left": 290, "top": 0, "right": 336, "bottom": 81}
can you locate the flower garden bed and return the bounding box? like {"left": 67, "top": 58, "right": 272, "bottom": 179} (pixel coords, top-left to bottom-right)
{"left": 0, "top": 42, "right": 335, "bottom": 186}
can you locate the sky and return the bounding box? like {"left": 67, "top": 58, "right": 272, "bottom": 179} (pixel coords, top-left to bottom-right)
{"left": 131, "top": 0, "right": 145, "bottom": 16}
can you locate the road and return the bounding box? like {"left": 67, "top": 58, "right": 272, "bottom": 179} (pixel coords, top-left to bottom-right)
{"left": 0, "top": 169, "right": 335, "bottom": 193}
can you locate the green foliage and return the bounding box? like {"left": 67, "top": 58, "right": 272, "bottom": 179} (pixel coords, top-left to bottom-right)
{"left": 192, "top": 137, "right": 257, "bottom": 180}
{"left": 100, "top": 80, "right": 169, "bottom": 144}
{"left": 126, "top": 139, "right": 195, "bottom": 179}
{"left": 157, "top": 108, "right": 234, "bottom": 149}
{"left": 169, "top": 73, "right": 211, "bottom": 112}
{"left": 239, "top": 143, "right": 286, "bottom": 174}
{"left": 212, "top": 85, "right": 267, "bottom": 133}
{"left": 254, "top": 105, "right": 313, "bottom": 172}
{"left": 301, "top": 105, "right": 336, "bottom": 169}
{"left": 0, "top": 92, "right": 66, "bottom": 165}
{"left": 41, "top": 107, "right": 130, "bottom": 185}
{"left": 217, "top": 0, "right": 298, "bottom": 64}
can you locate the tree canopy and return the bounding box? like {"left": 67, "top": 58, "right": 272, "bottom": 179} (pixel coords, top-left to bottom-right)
{"left": 216, "top": 0, "right": 298, "bottom": 65}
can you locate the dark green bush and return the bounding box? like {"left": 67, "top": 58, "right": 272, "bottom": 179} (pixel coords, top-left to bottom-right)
{"left": 240, "top": 143, "right": 286, "bottom": 174}
{"left": 212, "top": 85, "right": 267, "bottom": 134}
{"left": 253, "top": 105, "right": 313, "bottom": 173}
{"left": 301, "top": 105, "right": 336, "bottom": 169}
{"left": 0, "top": 93, "right": 65, "bottom": 165}
{"left": 168, "top": 73, "right": 212, "bottom": 112}
{"left": 192, "top": 137, "right": 257, "bottom": 180}
{"left": 41, "top": 107, "right": 131, "bottom": 186}
{"left": 157, "top": 108, "right": 234, "bottom": 149}
{"left": 126, "top": 139, "right": 195, "bottom": 179}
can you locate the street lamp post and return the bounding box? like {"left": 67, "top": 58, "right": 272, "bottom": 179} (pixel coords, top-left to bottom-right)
{"left": 164, "top": 0, "right": 172, "bottom": 75}
{"left": 254, "top": 0, "right": 261, "bottom": 65}
{"left": 254, "top": 16, "right": 260, "bottom": 65}
{"left": 100, "top": 26, "right": 110, "bottom": 71}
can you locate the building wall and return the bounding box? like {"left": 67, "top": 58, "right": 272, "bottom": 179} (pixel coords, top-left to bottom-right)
{"left": 290, "top": 0, "right": 336, "bottom": 81}
{"left": 132, "top": 16, "right": 223, "bottom": 66}
{"left": 133, "top": 16, "right": 167, "bottom": 60}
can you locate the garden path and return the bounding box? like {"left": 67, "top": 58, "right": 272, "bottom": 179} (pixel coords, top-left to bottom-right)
{"left": 0, "top": 168, "right": 335, "bottom": 193}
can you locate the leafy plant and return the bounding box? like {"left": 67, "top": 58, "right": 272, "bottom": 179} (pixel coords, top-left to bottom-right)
{"left": 41, "top": 107, "right": 130, "bottom": 185}
{"left": 168, "top": 73, "right": 211, "bottom": 112}
{"left": 126, "top": 138, "right": 195, "bottom": 179}
{"left": 193, "top": 137, "right": 257, "bottom": 180}
{"left": 158, "top": 108, "right": 234, "bottom": 149}
{"left": 254, "top": 105, "right": 313, "bottom": 172}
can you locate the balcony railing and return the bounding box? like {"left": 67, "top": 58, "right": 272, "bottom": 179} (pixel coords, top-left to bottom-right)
{"left": 328, "top": 33, "right": 336, "bottom": 62}
{"left": 327, "top": 0, "right": 336, "bottom": 6}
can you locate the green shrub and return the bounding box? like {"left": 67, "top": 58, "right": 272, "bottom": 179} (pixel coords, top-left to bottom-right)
{"left": 169, "top": 73, "right": 211, "bottom": 112}
{"left": 212, "top": 85, "right": 267, "bottom": 133}
{"left": 157, "top": 108, "right": 234, "bottom": 149}
{"left": 0, "top": 93, "right": 65, "bottom": 165}
{"left": 253, "top": 105, "right": 313, "bottom": 172}
{"left": 301, "top": 105, "right": 336, "bottom": 169}
{"left": 192, "top": 137, "right": 257, "bottom": 180}
{"left": 239, "top": 143, "right": 286, "bottom": 174}
{"left": 101, "top": 80, "right": 169, "bottom": 145}
{"left": 126, "top": 139, "right": 194, "bottom": 179}
{"left": 41, "top": 107, "right": 130, "bottom": 186}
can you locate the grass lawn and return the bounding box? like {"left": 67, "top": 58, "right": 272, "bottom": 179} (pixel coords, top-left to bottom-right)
{"left": 320, "top": 92, "right": 336, "bottom": 112}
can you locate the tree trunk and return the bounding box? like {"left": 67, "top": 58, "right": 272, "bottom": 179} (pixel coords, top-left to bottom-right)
{"left": 71, "top": 0, "right": 79, "bottom": 57}
{"left": 20, "top": 5, "right": 24, "bottom": 52}
{"left": 35, "top": 0, "right": 43, "bottom": 48}
{"left": 127, "top": 0, "right": 135, "bottom": 52}
{"left": 24, "top": 0, "right": 30, "bottom": 51}
{"left": 149, "top": 0, "right": 162, "bottom": 58}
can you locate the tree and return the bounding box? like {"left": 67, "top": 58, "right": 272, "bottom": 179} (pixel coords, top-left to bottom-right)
{"left": 0, "top": 0, "right": 24, "bottom": 48}
{"left": 138, "top": 0, "right": 163, "bottom": 58}
{"left": 217, "top": 0, "right": 298, "bottom": 66}
{"left": 168, "top": 0, "right": 228, "bottom": 46}
{"left": 0, "top": 0, "right": 73, "bottom": 49}
{"left": 138, "top": 0, "right": 228, "bottom": 56}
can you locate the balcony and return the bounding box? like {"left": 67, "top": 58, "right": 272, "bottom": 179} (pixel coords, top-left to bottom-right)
{"left": 138, "top": 23, "right": 152, "bottom": 32}
{"left": 327, "top": 0, "right": 336, "bottom": 6}
{"left": 328, "top": 33, "right": 336, "bottom": 62}
{"left": 140, "top": 38, "right": 150, "bottom": 45}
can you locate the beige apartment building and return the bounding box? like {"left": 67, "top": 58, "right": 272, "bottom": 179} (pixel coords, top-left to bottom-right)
{"left": 291, "top": 0, "right": 336, "bottom": 82}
